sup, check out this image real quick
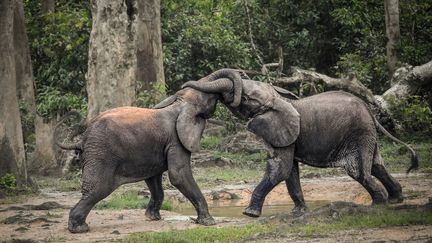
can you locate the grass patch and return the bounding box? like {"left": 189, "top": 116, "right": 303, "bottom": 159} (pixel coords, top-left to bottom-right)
{"left": 379, "top": 137, "right": 432, "bottom": 173}
{"left": 212, "top": 150, "right": 267, "bottom": 168}
{"left": 124, "top": 223, "right": 272, "bottom": 243}
{"left": 200, "top": 135, "right": 222, "bottom": 150}
{"left": 193, "top": 167, "right": 263, "bottom": 188}
{"left": 123, "top": 208, "right": 432, "bottom": 242}
{"left": 285, "top": 208, "right": 432, "bottom": 236}
{"left": 35, "top": 175, "right": 81, "bottom": 192}
{"left": 94, "top": 191, "right": 173, "bottom": 210}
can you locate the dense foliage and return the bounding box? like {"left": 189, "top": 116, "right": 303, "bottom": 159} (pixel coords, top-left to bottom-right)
{"left": 25, "top": 0, "right": 90, "bottom": 117}
{"left": 23, "top": 0, "right": 431, "bottom": 133}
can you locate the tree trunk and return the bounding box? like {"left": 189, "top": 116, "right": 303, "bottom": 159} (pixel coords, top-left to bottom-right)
{"left": 384, "top": 0, "right": 400, "bottom": 80}
{"left": 31, "top": 116, "right": 58, "bottom": 174}
{"left": 376, "top": 60, "right": 432, "bottom": 109}
{"left": 40, "top": 0, "right": 54, "bottom": 14}
{"left": 0, "top": 0, "right": 28, "bottom": 183}
{"left": 86, "top": 0, "right": 164, "bottom": 121}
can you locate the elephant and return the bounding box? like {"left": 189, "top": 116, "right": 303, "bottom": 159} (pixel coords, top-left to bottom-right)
{"left": 55, "top": 87, "right": 221, "bottom": 233}
{"left": 182, "top": 69, "right": 418, "bottom": 217}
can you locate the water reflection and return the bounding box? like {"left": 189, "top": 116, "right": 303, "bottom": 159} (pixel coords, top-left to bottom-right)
{"left": 173, "top": 199, "right": 330, "bottom": 218}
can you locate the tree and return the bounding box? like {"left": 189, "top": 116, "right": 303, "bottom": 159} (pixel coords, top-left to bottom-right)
{"left": 41, "top": 0, "right": 54, "bottom": 14}
{"left": 86, "top": 0, "right": 165, "bottom": 121}
{"left": 0, "top": 0, "right": 29, "bottom": 184}
{"left": 384, "top": 0, "right": 400, "bottom": 79}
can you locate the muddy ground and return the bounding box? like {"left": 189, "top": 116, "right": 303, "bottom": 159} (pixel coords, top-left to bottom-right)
{"left": 1, "top": 173, "right": 431, "bottom": 242}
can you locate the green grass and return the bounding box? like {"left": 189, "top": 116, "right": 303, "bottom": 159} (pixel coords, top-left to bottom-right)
{"left": 94, "top": 191, "right": 173, "bottom": 210}
{"left": 212, "top": 151, "right": 267, "bottom": 167}
{"left": 200, "top": 135, "right": 222, "bottom": 150}
{"left": 123, "top": 208, "right": 432, "bottom": 242}
{"left": 124, "top": 223, "right": 273, "bottom": 243}
{"left": 35, "top": 176, "right": 81, "bottom": 192}
{"left": 193, "top": 167, "right": 263, "bottom": 188}
{"left": 285, "top": 209, "right": 432, "bottom": 236}
{"left": 379, "top": 137, "right": 432, "bottom": 173}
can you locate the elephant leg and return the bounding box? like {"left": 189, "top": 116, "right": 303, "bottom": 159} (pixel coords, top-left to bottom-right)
{"left": 371, "top": 150, "right": 403, "bottom": 203}
{"left": 167, "top": 147, "right": 215, "bottom": 226}
{"left": 144, "top": 173, "right": 164, "bottom": 220}
{"left": 344, "top": 146, "right": 388, "bottom": 204}
{"left": 244, "top": 146, "right": 294, "bottom": 218}
{"left": 69, "top": 165, "right": 117, "bottom": 233}
{"left": 285, "top": 160, "right": 307, "bottom": 215}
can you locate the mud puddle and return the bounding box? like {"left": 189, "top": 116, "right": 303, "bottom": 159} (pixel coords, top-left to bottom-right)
{"left": 174, "top": 200, "right": 330, "bottom": 218}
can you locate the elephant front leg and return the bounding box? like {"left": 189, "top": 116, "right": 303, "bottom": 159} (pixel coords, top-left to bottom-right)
{"left": 244, "top": 146, "right": 294, "bottom": 217}
{"left": 144, "top": 174, "right": 164, "bottom": 220}
{"left": 167, "top": 147, "right": 215, "bottom": 226}
{"left": 285, "top": 161, "right": 307, "bottom": 216}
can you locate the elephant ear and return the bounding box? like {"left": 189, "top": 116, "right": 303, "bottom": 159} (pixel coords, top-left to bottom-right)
{"left": 176, "top": 105, "right": 206, "bottom": 152}
{"left": 153, "top": 95, "right": 177, "bottom": 109}
{"left": 272, "top": 85, "right": 299, "bottom": 100}
{"left": 247, "top": 98, "right": 300, "bottom": 147}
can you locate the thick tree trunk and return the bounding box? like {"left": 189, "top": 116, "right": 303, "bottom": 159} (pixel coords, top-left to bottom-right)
{"left": 31, "top": 116, "right": 58, "bottom": 174}
{"left": 40, "top": 0, "right": 55, "bottom": 14}
{"left": 0, "top": 0, "right": 28, "bottom": 183}
{"left": 136, "top": 0, "right": 164, "bottom": 92}
{"left": 86, "top": 0, "right": 164, "bottom": 121}
{"left": 12, "top": 0, "right": 58, "bottom": 174}
{"left": 384, "top": 0, "right": 400, "bottom": 80}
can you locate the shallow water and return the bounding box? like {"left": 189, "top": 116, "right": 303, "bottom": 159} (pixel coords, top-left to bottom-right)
{"left": 173, "top": 199, "right": 330, "bottom": 218}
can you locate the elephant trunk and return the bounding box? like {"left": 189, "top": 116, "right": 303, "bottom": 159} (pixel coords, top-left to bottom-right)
{"left": 182, "top": 78, "right": 233, "bottom": 93}
{"left": 195, "top": 69, "right": 243, "bottom": 107}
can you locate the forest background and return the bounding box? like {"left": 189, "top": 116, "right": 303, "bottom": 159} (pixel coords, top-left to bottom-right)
{"left": 1, "top": 0, "right": 431, "bottom": 188}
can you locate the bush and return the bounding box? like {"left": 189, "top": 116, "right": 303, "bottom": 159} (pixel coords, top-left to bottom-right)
{"left": 388, "top": 96, "right": 432, "bottom": 136}
{"left": 0, "top": 174, "right": 17, "bottom": 191}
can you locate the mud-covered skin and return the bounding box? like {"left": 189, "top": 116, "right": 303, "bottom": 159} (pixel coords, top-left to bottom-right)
{"left": 60, "top": 88, "right": 218, "bottom": 233}
{"left": 183, "top": 71, "right": 416, "bottom": 218}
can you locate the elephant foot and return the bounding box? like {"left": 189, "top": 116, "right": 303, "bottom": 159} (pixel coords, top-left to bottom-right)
{"left": 388, "top": 195, "right": 404, "bottom": 204}
{"left": 68, "top": 221, "right": 89, "bottom": 233}
{"left": 191, "top": 216, "right": 216, "bottom": 226}
{"left": 291, "top": 205, "right": 308, "bottom": 217}
{"left": 371, "top": 197, "right": 388, "bottom": 205}
{"left": 243, "top": 207, "right": 261, "bottom": 218}
{"left": 145, "top": 209, "right": 161, "bottom": 220}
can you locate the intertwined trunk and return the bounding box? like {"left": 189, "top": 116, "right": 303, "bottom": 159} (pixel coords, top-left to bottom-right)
{"left": 86, "top": 0, "right": 164, "bottom": 121}
{"left": 0, "top": 0, "right": 28, "bottom": 183}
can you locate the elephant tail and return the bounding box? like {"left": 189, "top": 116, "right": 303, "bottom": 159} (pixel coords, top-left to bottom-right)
{"left": 374, "top": 119, "right": 418, "bottom": 173}
{"left": 54, "top": 111, "right": 85, "bottom": 152}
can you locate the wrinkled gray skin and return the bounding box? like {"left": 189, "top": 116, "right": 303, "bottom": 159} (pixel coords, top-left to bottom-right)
{"left": 56, "top": 88, "right": 220, "bottom": 233}
{"left": 183, "top": 69, "right": 418, "bottom": 218}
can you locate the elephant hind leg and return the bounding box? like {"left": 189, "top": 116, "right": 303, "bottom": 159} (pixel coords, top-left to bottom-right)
{"left": 371, "top": 150, "right": 403, "bottom": 203}
{"left": 144, "top": 173, "right": 164, "bottom": 220}
{"left": 68, "top": 166, "right": 117, "bottom": 233}
{"left": 344, "top": 149, "right": 388, "bottom": 205}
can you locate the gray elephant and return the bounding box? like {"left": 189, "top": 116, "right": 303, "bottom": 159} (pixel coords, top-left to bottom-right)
{"left": 56, "top": 88, "right": 220, "bottom": 233}
{"left": 182, "top": 69, "right": 418, "bottom": 217}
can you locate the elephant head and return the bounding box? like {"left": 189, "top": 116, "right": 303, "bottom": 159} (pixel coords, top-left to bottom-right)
{"left": 154, "top": 87, "right": 220, "bottom": 152}
{"left": 182, "top": 69, "right": 243, "bottom": 107}
{"left": 182, "top": 69, "right": 300, "bottom": 147}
